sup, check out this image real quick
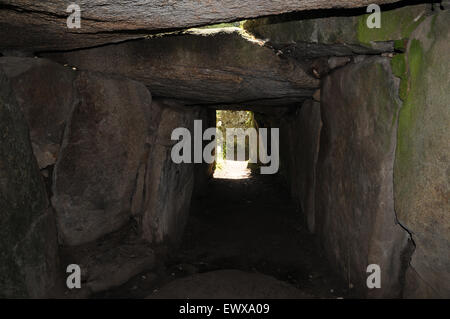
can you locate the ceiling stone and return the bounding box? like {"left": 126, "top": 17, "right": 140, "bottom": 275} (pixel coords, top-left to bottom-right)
{"left": 0, "top": 0, "right": 401, "bottom": 52}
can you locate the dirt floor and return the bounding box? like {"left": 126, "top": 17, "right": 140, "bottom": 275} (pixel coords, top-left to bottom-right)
{"left": 96, "top": 162, "right": 354, "bottom": 299}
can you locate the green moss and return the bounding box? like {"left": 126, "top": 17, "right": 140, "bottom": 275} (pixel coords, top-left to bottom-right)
{"left": 357, "top": 5, "right": 426, "bottom": 44}
{"left": 394, "top": 39, "right": 408, "bottom": 52}
{"left": 390, "top": 53, "right": 408, "bottom": 100}
{"left": 427, "top": 14, "right": 437, "bottom": 40}
{"left": 395, "top": 39, "right": 424, "bottom": 169}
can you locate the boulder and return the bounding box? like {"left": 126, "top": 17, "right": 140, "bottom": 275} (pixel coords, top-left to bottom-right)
{"left": 52, "top": 71, "right": 153, "bottom": 246}
{"left": 0, "top": 1, "right": 402, "bottom": 52}
{"left": 394, "top": 10, "right": 450, "bottom": 298}
{"left": 317, "top": 57, "right": 409, "bottom": 297}
{"left": 44, "top": 29, "right": 319, "bottom": 106}
{"left": 0, "top": 57, "right": 77, "bottom": 168}
{"left": 0, "top": 71, "right": 59, "bottom": 298}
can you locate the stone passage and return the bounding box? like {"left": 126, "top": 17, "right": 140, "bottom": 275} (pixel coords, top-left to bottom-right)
{"left": 0, "top": 1, "right": 448, "bottom": 299}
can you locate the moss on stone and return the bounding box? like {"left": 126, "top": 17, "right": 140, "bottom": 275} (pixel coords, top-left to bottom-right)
{"left": 393, "top": 11, "right": 450, "bottom": 297}
{"left": 394, "top": 39, "right": 408, "bottom": 52}
{"left": 357, "top": 5, "right": 427, "bottom": 45}
{"left": 395, "top": 39, "right": 424, "bottom": 172}
{"left": 390, "top": 53, "right": 408, "bottom": 101}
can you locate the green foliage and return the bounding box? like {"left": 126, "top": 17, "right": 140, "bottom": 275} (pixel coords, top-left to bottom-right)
{"left": 216, "top": 110, "right": 254, "bottom": 160}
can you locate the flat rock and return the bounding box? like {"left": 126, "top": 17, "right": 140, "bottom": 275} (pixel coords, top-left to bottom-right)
{"left": 0, "top": 1, "right": 401, "bottom": 52}
{"left": 44, "top": 29, "right": 319, "bottom": 106}
{"left": 244, "top": 4, "right": 428, "bottom": 58}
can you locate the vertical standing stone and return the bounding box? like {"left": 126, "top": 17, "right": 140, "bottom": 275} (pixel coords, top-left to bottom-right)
{"left": 0, "top": 70, "right": 59, "bottom": 298}
{"left": 141, "top": 100, "right": 197, "bottom": 245}
{"left": 394, "top": 11, "right": 450, "bottom": 298}
{"left": 317, "top": 57, "right": 409, "bottom": 297}
{"left": 52, "top": 72, "right": 152, "bottom": 246}
{"left": 295, "top": 100, "right": 322, "bottom": 233}
{"left": 0, "top": 58, "right": 77, "bottom": 168}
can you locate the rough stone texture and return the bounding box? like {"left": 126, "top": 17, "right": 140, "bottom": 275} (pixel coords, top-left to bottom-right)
{"left": 290, "top": 100, "right": 322, "bottom": 233}
{"left": 43, "top": 29, "right": 319, "bottom": 106}
{"left": 0, "top": 71, "right": 59, "bottom": 298}
{"left": 61, "top": 226, "right": 155, "bottom": 296}
{"left": 317, "top": 57, "right": 409, "bottom": 298}
{"left": 193, "top": 108, "right": 216, "bottom": 198}
{"left": 0, "top": 1, "right": 401, "bottom": 52}
{"left": 244, "top": 4, "right": 428, "bottom": 58}
{"left": 141, "top": 100, "right": 197, "bottom": 245}
{"left": 82, "top": 244, "right": 154, "bottom": 294}
{"left": 394, "top": 10, "right": 450, "bottom": 298}
{"left": 149, "top": 269, "right": 311, "bottom": 299}
{"left": 255, "top": 100, "right": 321, "bottom": 233}
{"left": 0, "top": 57, "right": 77, "bottom": 168}
{"left": 52, "top": 71, "right": 153, "bottom": 246}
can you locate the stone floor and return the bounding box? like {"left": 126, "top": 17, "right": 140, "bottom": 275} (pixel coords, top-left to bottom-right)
{"left": 95, "top": 165, "right": 354, "bottom": 299}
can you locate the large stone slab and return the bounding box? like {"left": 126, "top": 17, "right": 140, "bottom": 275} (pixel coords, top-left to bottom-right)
{"left": 291, "top": 100, "right": 322, "bottom": 233}
{"left": 394, "top": 10, "right": 450, "bottom": 298}
{"left": 141, "top": 100, "right": 197, "bottom": 245}
{"left": 244, "top": 4, "right": 428, "bottom": 58}
{"left": 44, "top": 29, "right": 319, "bottom": 106}
{"left": 317, "top": 57, "right": 409, "bottom": 297}
{"left": 0, "top": 71, "right": 59, "bottom": 298}
{"left": 256, "top": 100, "right": 321, "bottom": 233}
{"left": 0, "top": 1, "right": 401, "bottom": 52}
{"left": 0, "top": 57, "right": 77, "bottom": 168}
{"left": 52, "top": 71, "right": 153, "bottom": 246}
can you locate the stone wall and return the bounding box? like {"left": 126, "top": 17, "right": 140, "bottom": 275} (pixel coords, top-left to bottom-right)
{"left": 255, "top": 100, "right": 321, "bottom": 234}
{"left": 262, "top": 55, "right": 432, "bottom": 298}
{"left": 0, "top": 3, "right": 448, "bottom": 299}
{"left": 140, "top": 99, "right": 203, "bottom": 245}
{"left": 318, "top": 57, "right": 409, "bottom": 298}
{"left": 0, "top": 57, "right": 203, "bottom": 296}
{"left": 251, "top": 5, "right": 449, "bottom": 298}
{"left": 393, "top": 10, "right": 450, "bottom": 298}
{"left": 0, "top": 68, "right": 60, "bottom": 298}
